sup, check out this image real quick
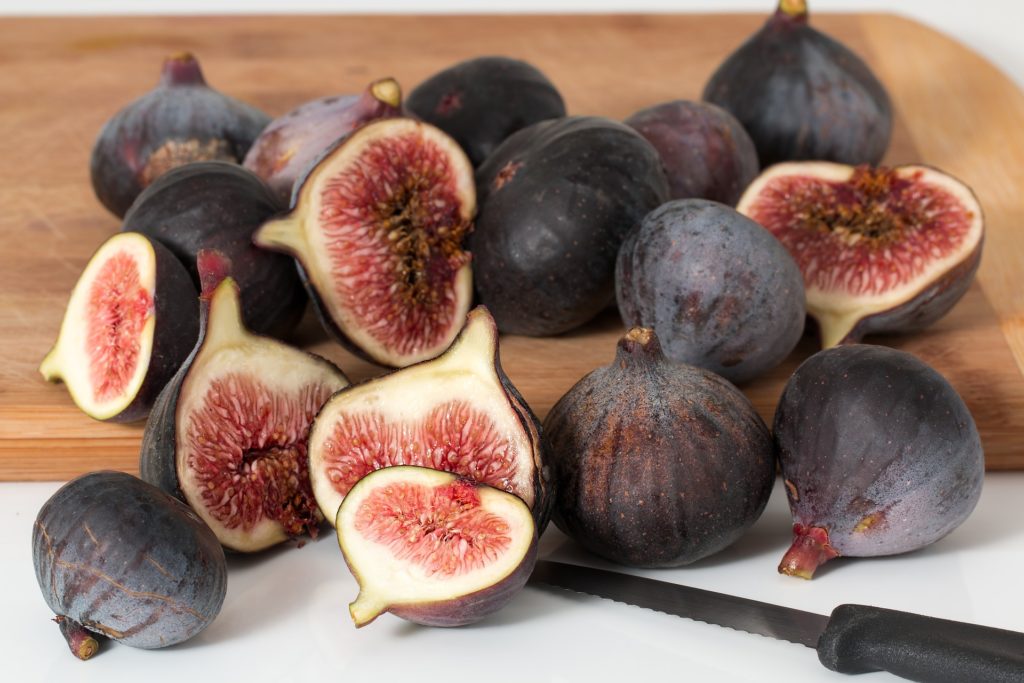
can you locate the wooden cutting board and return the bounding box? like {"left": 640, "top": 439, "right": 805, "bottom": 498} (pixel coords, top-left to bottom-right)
{"left": 2, "top": 12, "right": 1024, "bottom": 480}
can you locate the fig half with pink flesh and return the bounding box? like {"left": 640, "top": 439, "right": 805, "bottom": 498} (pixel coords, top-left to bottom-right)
{"left": 737, "top": 162, "right": 984, "bottom": 348}
{"left": 140, "top": 253, "right": 349, "bottom": 552}
{"left": 338, "top": 465, "right": 537, "bottom": 627}
{"left": 40, "top": 232, "right": 198, "bottom": 422}
{"left": 308, "top": 306, "right": 550, "bottom": 532}
{"left": 254, "top": 117, "right": 475, "bottom": 368}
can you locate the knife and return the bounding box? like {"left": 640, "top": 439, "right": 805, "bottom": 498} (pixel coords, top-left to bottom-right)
{"left": 529, "top": 560, "right": 1024, "bottom": 683}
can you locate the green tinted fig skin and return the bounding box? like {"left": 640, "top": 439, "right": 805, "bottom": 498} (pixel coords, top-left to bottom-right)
{"left": 472, "top": 116, "right": 669, "bottom": 336}
{"left": 616, "top": 200, "right": 805, "bottom": 384}
{"left": 407, "top": 56, "right": 566, "bottom": 167}
{"left": 625, "top": 100, "right": 760, "bottom": 205}
{"left": 702, "top": 5, "right": 892, "bottom": 167}
{"left": 774, "top": 345, "right": 983, "bottom": 559}
{"left": 91, "top": 53, "right": 271, "bottom": 218}
{"left": 543, "top": 330, "right": 776, "bottom": 568}
{"left": 32, "top": 471, "right": 227, "bottom": 650}
{"left": 122, "top": 161, "right": 306, "bottom": 340}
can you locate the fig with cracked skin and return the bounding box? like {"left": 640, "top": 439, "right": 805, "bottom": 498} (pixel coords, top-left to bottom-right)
{"left": 140, "top": 251, "right": 349, "bottom": 552}
{"left": 543, "top": 328, "right": 776, "bottom": 568}
{"left": 122, "top": 161, "right": 306, "bottom": 340}
{"left": 774, "top": 345, "right": 983, "bottom": 579}
{"left": 32, "top": 471, "right": 227, "bottom": 658}
{"left": 407, "top": 56, "right": 566, "bottom": 167}
{"left": 703, "top": 0, "right": 892, "bottom": 167}
{"left": 737, "top": 162, "right": 984, "bottom": 348}
{"left": 40, "top": 232, "right": 198, "bottom": 422}
{"left": 244, "top": 77, "right": 403, "bottom": 206}
{"left": 339, "top": 465, "right": 538, "bottom": 627}
{"left": 308, "top": 306, "right": 550, "bottom": 532}
{"left": 91, "top": 52, "right": 270, "bottom": 217}
{"left": 254, "top": 117, "right": 475, "bottom": 368}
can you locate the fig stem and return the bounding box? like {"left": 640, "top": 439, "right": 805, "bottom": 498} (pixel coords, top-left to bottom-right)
{"left": 616, "top": 327, "right": 664, "bottom": 365}
{"left": 160, "top": 52, "right": 206, "bottom": 88}
{"left": 778, "top": 525, "right": 839, "bottom": 580}
{"left": 39, "top": 346, "right": 62, "bottom": 382}
{"left": 370, "top": 77, "right": 402, "bottom": 109}
{"left": 54, "top": 616, "right": 101, "bottom": 661}
{"left": 814, "top": 309, "right": 860, "bottom": 349}
{"left": 349, "top": 592, "right": 386, "bottom": 628}
{"left": 254, "top": 215, "right": 306, "bottom": 255}
{"left": 778, "top": 0, "right": 808, "bottom": 18}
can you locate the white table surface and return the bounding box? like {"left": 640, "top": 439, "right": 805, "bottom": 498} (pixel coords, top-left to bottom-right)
{"left": 6, "top": 474, "right": 1023, "bottom": 682}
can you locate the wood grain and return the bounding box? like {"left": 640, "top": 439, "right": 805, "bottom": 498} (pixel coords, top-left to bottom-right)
{"left": 2, "top": 13, "right": 1024, "bottom": 480}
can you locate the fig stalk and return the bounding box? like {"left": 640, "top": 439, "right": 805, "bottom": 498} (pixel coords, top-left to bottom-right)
{"left": 778, "top": 524, "right": 840, "bottom": 579}
{"left": 54, "top": 616, "right": 101, "bottom": 661}
{"left": 160, "top": 52, "right": 205, "bottom": 87}
{"left": 777, "top": 0, "right": 807, "bottom": 20}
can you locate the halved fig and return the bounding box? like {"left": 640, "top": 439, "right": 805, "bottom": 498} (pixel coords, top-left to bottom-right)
{"left": 308, "top": 306, "right": 550, "bottom": 532}
{"left": 737, "top": 162, "right": 984, "bottom": 348}
{"left": 140, "top": 252, "right": 349, "bottom": 552}
{"left": 338, "top": 465, "right": 538, "bottom": 627}
{"left": 40, "top": 232, "right": 198, "bottom": 422}
{"left": 254, "top": 117, "right": 475, "bottom": 368}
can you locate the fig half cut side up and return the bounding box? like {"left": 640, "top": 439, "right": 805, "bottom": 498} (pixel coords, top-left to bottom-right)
{"left": 338, "top": 465, "right": 538, "bottom": 628}
{"left": 254, "top": 117, "right": 476, "bottom": 368}
{"left": 308, "top": 305, "right": 550, "bottom": 533}
{"left": 40, "top": 232, "right": 198, "bottom": 422}
{"left": 140, "top": 252, "right": 349, "bottom": 552}
{"left": 737, "top": 162, "right": 984, "bottom": 348}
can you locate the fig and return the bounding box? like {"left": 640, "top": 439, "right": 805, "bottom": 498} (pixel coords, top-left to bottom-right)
{"left": 407, "top": 56, "right": 566, "bottom": 167}
{"left": 774, "top": 344, "right": 984, "bottom": 579}
{"left": 472, "top": 116, "right": 669, "bottom": 336}
{"left": 140, "top": 252, "right": 349, "bottom": 552}
{"left": 244, "top": 77, "right": 403, "bottom": 206}
{"left": 543, "top": 328, "right": 776, "bottom": 568}
{"left": 702, "top": 0, "right": 893, "bottom": 167}
{"left": 308, "top": 306, "right": 550, "bottom": 532}
{"left": 254, "top": 117, "right": 475, "bottom": 367}
{"left": 616, "top": 199, "right": 805, "bottom": 384}
{"left": 122, "top": 161, "right": 306, "bottom": 339}
{"left": 338, "top": 465, "right": 537, "bottom": 627}
{"left": 91, "top": 52, "right": 271, "bottom": 217}
{"left": 39, "top": 232, "right": 198, "bottom": 422}
{"left": 737, "top": 162, "right": 984, "bottom": 348}
{"left": 32, "top": 471, "right": 226, "bottom": 656}
{"left": 625, "top": 100, "right": 759, "bottom": 205}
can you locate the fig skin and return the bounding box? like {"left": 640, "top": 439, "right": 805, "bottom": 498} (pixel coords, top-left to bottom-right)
{"left": 472, "top": 116, "right": 669, "bottom": 336}
{"left": 625, "top": 100, "right": 759, "bottom": 205}
{"left": 702, "top": 0, "right": 892, "bottom": 167}
{"left": 616, "top": 199, "right": 805, "bottom": 384}
{"left": 407, "top": 56, "right": 566, "bottom": 166}
{"left": 774, "top": 345, "right": 984, "bottom": 579}
{"left": 32, "top": 471, "right": 227, "bottom": 653}
{"left": 91, "top": 52, "right": 271, "bottom": 217}
{"left": 543, "top": 328, "right": 776, "bottom": 568}
{"left": 122, "top": 161, "right": 306, "bottom": 340}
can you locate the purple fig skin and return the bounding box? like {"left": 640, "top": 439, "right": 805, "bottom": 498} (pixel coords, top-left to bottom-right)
{"left": 122, "top": 161, "right": 306, "bottom": 340}
{"left": 625, "top": 100, "right": 760, "bottom": 205}
{"left": 774, "top": 345, "right": 984, "bottom": 578}
{"left": 543, "top": 328, "right": 776, "bottom": 568}
{"left": 32, "top": 471, "right": 227, "bottom": 650}
{"left": 243, "top": 77, "right": 403, "bottom": 206}
{"left": 702, "top": 1, "right": 892, "bottom": 167}
{"left": 616, "top": 199, "right": 805, "bottom": 384}
{"left": 91, "top": 52, "right": 271, "bottom": 217}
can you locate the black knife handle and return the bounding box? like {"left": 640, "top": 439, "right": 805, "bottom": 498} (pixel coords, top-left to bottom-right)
{"left": 817, "top": 604, "right": 1024, "bottom": 682}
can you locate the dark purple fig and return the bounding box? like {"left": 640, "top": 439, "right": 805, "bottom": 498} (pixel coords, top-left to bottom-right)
{"left": 774, "top": 344, "right": 984, "bottom": 579}
{"left": 338, "top": 465, "right": 538, "bottom": 627}
{"left": 625, "top": 100, "right": 760, "bottom": 205}
{"left": 40, "top": 232, "right": 198, "bottom": 422}
{"left": 308, "top": 306, "right": 551, "bottom": 533}
{"left": 139, "top": 252, "right": 349, "bottom": 552}
{"left": 703, "top": 0, "right": 892, "bottom": 167}
{"left": 472, "top": 116, "right": 669, "bottom": 336}
{"left": 122, "top": 161, "right": 306, "bottom": 339}
{"left": 32, "top": 471, "right": 227, "bottom": 656}
{"left": 244, "top": 77, "right": 403, "bottom": 206}
{"left": 543, "top": 328, "right": 776, "bottom": 568}
{"left": 254, "top": 117, "right": 475, "bottom": 368}
{"left": 91, "top": 52, "right": 271, "bottom": 217}
{"left": 407, "top": 56, "right": 566, "bottom": 166}
{"left": 616, "top": 199, "right": 805, "bottom": 384}
{"left": 738, "top": 162, "right": 984, "bottom": 348}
